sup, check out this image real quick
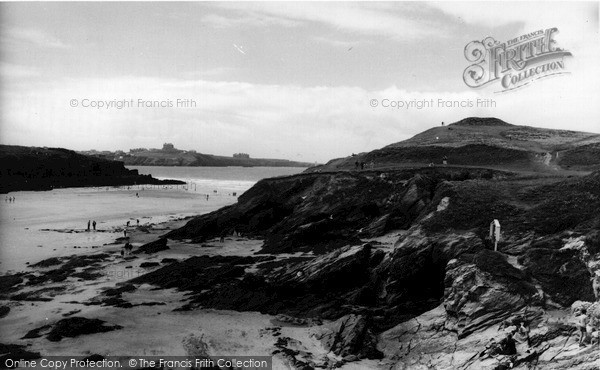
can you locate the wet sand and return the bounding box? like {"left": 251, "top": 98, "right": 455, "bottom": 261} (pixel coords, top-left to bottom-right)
{"left": 0, "top": 186, "right": 237, "bottom": 273}
{"left": 0, "top": 218, "right": 378, "bottom": 369}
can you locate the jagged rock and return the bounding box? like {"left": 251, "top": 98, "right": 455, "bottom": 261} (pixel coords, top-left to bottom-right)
{"left": 518, "top": 248, "right": 595, "bottom": 306}
{"left": 133, "top": 238, "right": 168, "bottom": 254}
{"left": 179, "top": 244, "right": 380, "bottom": 319}
{"left": 444, "top": 250, "right": 539, "bottom": 338}
{"left": 378, "top": 231, "right": 481, "bottom": 330}
{"left": 167, "top": 169, "right": 504, "bottom": 254}
{"left": 314, "top": 314, "right": 382, "bottom": 360}
{"left": 378, "top": 305, "right": 459, "bottom": 369}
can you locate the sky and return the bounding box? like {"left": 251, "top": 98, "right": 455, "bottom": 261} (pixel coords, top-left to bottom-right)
{"left": 1, "top": 1, "right": 599, "bottom": 163}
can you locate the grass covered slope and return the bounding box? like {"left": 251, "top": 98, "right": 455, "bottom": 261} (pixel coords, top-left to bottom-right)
{"left": 310, "top": 117, "right": 600, "bottom": 172}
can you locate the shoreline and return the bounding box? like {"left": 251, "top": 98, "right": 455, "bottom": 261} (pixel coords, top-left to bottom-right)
{"left": 1, "top": 216, "right": 368, "bottom": 369}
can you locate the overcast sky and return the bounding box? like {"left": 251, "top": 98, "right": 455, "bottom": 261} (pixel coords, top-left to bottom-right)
{"left": 1, "top": 1, "right": 599, "bottom": 163}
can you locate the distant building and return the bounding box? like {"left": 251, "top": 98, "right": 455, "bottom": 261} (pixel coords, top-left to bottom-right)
{"left": 233, "top": 153, "right": 250, "bottom": 159}
{"left": 161, "top": 143, "right": 182, "bottom": 153}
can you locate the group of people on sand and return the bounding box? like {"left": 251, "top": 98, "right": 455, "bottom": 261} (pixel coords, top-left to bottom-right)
{"left": 120, "top": 242, "right": 133, "bottom": 257}
{"left": 5, "top": 196, "right": 15, "bottom": 202}
{"left": 86, "top": 220, "right": 97, "bottom": 231}
{"left": 122, "top": 219, "right": 140, "bottom": 237}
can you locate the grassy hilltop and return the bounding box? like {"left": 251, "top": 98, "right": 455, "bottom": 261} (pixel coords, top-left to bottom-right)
{"left": 310, "top": 117, "right": 600, "bottom": 173}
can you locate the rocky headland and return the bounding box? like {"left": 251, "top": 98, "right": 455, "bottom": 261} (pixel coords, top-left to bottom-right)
{"left": 0, "top": 145, "right": 184, "bottom": 193}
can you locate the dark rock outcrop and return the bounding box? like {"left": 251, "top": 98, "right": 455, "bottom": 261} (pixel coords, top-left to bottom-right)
{"left": 168, "top": 167, "right": 511, "bottom": 254}
{"left": 139, "top": 262, "right": 160, "bottom": 268}
{"left": 0, "top": 306, "right": 10, "bottom": 318}
{"left": 518, "top": 248, "right": 595, "bottom": 306}
{"left": 314, "top": 314, "right": 383, "bottom": 360}
{"left": 23, "top": 317, "right": 122, "bottom": 342}
{"left": 444, "top": 250, "right": 539, "bottom": 338}
{"left": 0, "top": 343, "right": 41, "bottom": 365}
{"left": 133, "top": 238, "right": 169, "bottom": 254}
{"left": 0, "top": 145, "right": 184, "bottom": 193}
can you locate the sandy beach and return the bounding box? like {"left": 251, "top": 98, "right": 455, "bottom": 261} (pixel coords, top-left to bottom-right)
{"left": 0, "top": 186, "right": 238, "bottom": 273}
{"left": 0, "top": 215, "right": 381, "bottom": 369}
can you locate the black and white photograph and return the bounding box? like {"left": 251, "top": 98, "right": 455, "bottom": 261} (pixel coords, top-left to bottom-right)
{"left": 1, "top": 1, "right": 600, "bottom": 369}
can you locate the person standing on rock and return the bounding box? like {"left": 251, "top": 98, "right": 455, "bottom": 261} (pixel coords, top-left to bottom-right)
{"left": 578, "top": 308, "right": 589, "bottom": 346}
{"left": 516, "top": 321, "right": 530, "bottom": 347}
{"left": 92, "top": 220, "right": 96, "bottom": 231}
{"left": 87, "top": 220, "right": 91, "bottom": 231}
{"left": 499, "top": 333, "right": 517, "bottom": 355}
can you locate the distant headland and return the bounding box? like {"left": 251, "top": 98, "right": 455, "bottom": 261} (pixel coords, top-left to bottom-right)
{"left": 78, "top": 143, "right": 316, "bottom": 168}
{"left": 0, "top": 145, "right": 184, "bottom": 194}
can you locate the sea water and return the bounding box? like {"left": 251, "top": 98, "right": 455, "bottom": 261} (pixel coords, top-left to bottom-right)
{"left": 0, "top": 166, "right": 305, "bottom": 272}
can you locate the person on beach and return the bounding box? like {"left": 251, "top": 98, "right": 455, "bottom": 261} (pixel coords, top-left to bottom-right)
{"left": 136, "top": 219, "right": 139, "bottom": 226}
{"left": 499, "top": 333, "right": 517, "bottom": 355}
{"left": 123, "top": 229, "right": 127, "bottom": 237}
{"left": 87, "top": 220, "right": 91, "bottom": 231}
{"left": 126, "top": 221, "right": 130, "bottom": 227}
{"left": 577, "top": 308, "right": 589, "bottom": 346}
{"left": 515, "top": 321, "right": 530, "bottom": 347}
{"left": 136, "top": 192, "right": 139, "bottom": 198}
{"left": 92, "top": 220, "right": 96, "bottom": 231}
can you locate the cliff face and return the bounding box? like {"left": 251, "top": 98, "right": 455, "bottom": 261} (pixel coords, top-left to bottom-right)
{"left": 0, "top": 145, "right": 183, "bottom": 193}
